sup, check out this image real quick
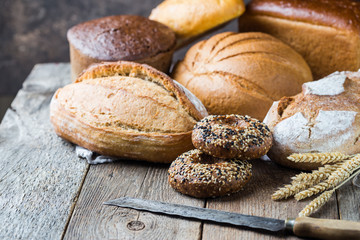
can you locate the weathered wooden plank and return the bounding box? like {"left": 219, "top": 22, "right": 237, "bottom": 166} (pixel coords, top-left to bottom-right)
{"left": 0, "top": 63, "right": 89, "bottom": 239}
{"left": 337, "top": 177, "right": 360, "bottom": 221}
{"left": 64, "top": 162, "right": 204, "bottom": 240}
{"left": 202, "top": 159, "right": 339, "bottom": 239}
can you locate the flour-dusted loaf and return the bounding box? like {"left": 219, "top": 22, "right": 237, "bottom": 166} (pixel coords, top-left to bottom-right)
{"left": 50, "top": 61, "right": 208, "bottom": 163}
{"left": 67, "top": 15, "right": 176, "bottom": 80}
{"left": 149, "top": 0, "right": 245, "bottom": 47}
{"left": 264, "top": 70, "right": 360, "bottom": 170}
{"left": 172, "top": 32, "right": 312, "bottom": 120}
{"left": 238, "top": 0, "right": 360, "bottom": 80}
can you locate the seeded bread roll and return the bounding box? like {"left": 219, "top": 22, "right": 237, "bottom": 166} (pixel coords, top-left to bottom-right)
{"left": 264, "top": 70, "right": 360, "bottom": 170}
{"left": 168, "top": 149, "right": 252, "bottom": 198}
{"left": 149, "top": 0, "right": 245, "bottom": 48}
{"left": 238, "top": 0, "right": 360, "bottom": 80}
{"left": 192, "top": 115, "right": 272, "bottom": 160}
{"left": 173, "top": 32, "right": 313, "bottom": 120}
{"left": 67, "top": 15, "right": 176, "bottom": 80}
{"left": 50, "top": 61, "right": 208, "bottom": 163}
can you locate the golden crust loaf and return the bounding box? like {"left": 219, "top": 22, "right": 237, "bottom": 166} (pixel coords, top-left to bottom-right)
{"left": 168, "top": 149, "right": 252, "bottom": 198}
{"left": 149, "top": 0, "right": 245, "bottom": 46}
{"left": 192, "top": 115, "right": 273, "bottom": 160}
{"left": 67, "top": 15, "right": 176, "bottom": 80}
{"left": 264, "top": 71, "right": 360, "bottom": 170}
{"left": 238, "top": 0, "right": 360, "bottom": 80}
{"left": 172, "top": 32, "right": 313, "bottom": 120}
{"left": 50, "top": 61, "right": 208, "bottom": 163}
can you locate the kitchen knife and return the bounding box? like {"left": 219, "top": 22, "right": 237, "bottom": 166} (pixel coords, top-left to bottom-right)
{"left": 104, "top": 196, "right": 360, "bottom": 240}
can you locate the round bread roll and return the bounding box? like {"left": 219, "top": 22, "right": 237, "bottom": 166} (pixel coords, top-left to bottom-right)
{"left": 172, "top": 32, "right": 313, "bottom": 120}
{"left": 50, "top": 61, "right": 208, "bottom": 163}
{"left": 168, "top": 149, "right": 252, "bottom": 198}
{"left": 67, "top": 15, "right": 176, "bottom": 80}
{"left": 264, "top": 70, "right": 360, "bottom": 170}
{"left": 192, "top": 115, "right": 272, "bottom": 159}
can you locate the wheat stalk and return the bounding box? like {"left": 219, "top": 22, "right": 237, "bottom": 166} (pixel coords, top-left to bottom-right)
{"left": 298, "top": 190, "right": 335, "bottom": 217}
{"left": 327, "top": 154, "right": 360, "bottom": 186}
{"left": 298, "top": 167, "right": 360, "bottom": 217}
{"left": 272, "top": 162, "right": 342, "bottom": 200}
{"left": 287, "top": 152, "right": 349, "bottom": 165}
{"left": 295, "top": 156, "right": 360, "bottom": 200}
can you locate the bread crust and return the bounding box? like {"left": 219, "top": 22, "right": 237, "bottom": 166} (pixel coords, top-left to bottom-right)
{"left": 67, "top": 15, "right": 176, "bottom": 80}
{"left": 168, "top": 149, "right": 252, "bottom": 198}
{"left": 239, "top": 0, "right": 360, "bottom": 79}
{"left": 264, "top": 71, "right": 360, "bottom": 170}
{"left": 192, "top": 115, "right": 272, "bottom": 160}
{"left": 149, "top": 0, "right": 245, "bottom": 42}
{"left": 172, "top": 32, "right": 312, "bottom": 120}
{"left": 50, "top": 61, "right": 208, "bottom": 163}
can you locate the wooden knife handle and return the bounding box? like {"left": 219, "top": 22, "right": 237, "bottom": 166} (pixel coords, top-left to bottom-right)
{"left": 289, "top": 217, "right": 360, "bottom": 240}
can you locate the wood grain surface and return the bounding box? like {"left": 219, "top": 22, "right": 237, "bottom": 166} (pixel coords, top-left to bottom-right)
{"left": 0, "top": 63, "right": 359, "bottom": 240}
{"left": 0, "top": 63, "right": 88, "bottom": 239}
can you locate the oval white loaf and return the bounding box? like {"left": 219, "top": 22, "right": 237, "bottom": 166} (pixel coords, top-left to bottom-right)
{"left": 50, "top": 61, "right": 208, "bottom": 163}
{"left": 172, "top": 32, "right": 313, "bottom": 120}
{"left": 264, "top": 70, "right": 360, "bottom": 170}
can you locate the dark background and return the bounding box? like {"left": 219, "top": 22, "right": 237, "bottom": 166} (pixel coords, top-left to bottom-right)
{"left": 0, "top": 0, "right": 241, "bottom": 120}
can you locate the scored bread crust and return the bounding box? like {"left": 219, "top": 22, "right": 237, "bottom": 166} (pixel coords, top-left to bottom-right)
{"left": 172, "top": 32, "right": 312, "bottom": 120}
{"left": 238, "top": 0, "right": 360, "bottom": 80}
{"left": 50, "top": 61, "right": 208, "bottom": 163}
{"left": 264, "top": 71, "right": 360, "bottom": 170}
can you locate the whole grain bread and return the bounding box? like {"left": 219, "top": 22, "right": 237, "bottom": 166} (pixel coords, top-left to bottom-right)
{"left": 67, "top": 15, "right": 176, "bottom": 80}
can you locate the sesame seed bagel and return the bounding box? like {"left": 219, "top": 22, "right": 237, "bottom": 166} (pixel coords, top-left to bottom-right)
{"left": 168, "top": 149, "right": 252, "bottom": 198}
{"left": 192, "top": 115, "right": 273, "bottom": 159}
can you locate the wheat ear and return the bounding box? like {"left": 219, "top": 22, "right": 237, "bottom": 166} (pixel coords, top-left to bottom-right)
{"left": 295, "top": 156, "right": 360, "bottom": 200}
{"left": 287, "top": 152, "right": 349, "bottom": 165}
{"left": 299, "top": 167, "right": 360, "bottom": 217}
{"left": 298, "top": 190, "right": 335, "bottom": 217}
{"left": 272, "top": 163, "right": 342, "bottom": 200}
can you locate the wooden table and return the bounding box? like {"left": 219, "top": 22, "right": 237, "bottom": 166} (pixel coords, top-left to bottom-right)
{"left": 1, "top": 63, "right": 359, "bottom": 240}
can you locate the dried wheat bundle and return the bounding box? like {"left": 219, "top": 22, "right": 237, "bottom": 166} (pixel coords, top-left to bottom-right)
{"left": 287, "top": 152, "right": 349, "bottom": 165}
{"left": 272, "top": 152, "right": 360, "bottom": 217}
{"left": 272, "top": 162, "right": 342, "bottom": 200}
{"left": 298, "top": 190, "right": 335, "bottom": 217}
{"left": 295, "top": 155, "right": 360, "bottom": 200}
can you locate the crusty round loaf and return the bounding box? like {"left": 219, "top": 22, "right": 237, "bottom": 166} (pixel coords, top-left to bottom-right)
{"left": 264, "top": 70, "right": 360, "bottom": 170}
{"left": 168, "top": 149, "right": 252, "bottom": 198}
{"left": 50, "top": 61, "right": 208, "bottom": 163}
{"left": 67, "top": 15, "right": 176, "bottom": 80}
{"left": 172, "top": 32, "right": 313, "bottom": 120}
{"left": 149, "top": 0, "right": 245, "bottom": 47}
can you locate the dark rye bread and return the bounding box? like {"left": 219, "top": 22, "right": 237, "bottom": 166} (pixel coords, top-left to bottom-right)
{"left": 67, "top": 15, "right": 176, "bottom": 80}
{"left": 172, "top": 32, "right": 312, "bottom": 120}
{"left": 238, "top": 0, "right": 360, "bottom": 79}
{"left": 50, "top": 61, "right": 208, "bottom": 163}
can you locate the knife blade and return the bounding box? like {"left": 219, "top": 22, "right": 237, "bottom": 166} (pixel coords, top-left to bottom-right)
{"left": 104, "top": 196, "right": 360, "bottom": 240}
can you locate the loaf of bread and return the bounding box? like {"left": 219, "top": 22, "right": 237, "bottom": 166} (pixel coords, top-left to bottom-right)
{"left": 238, "top": 0, "right": 360, "bottom": 80}
{"left": 67, "top": 15, "right": 176, "bottom": 80}
{"left": 50, "top": 61, "right": 208, "bottom": 163}
{"left": 264, "top": 70, "right": 360, "bottom": 170}
{"left": 149, "top": 0, "right": 245, "bottom": 47}
{"left": 172, "top": 32, "right": 313, "bottom": 120}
